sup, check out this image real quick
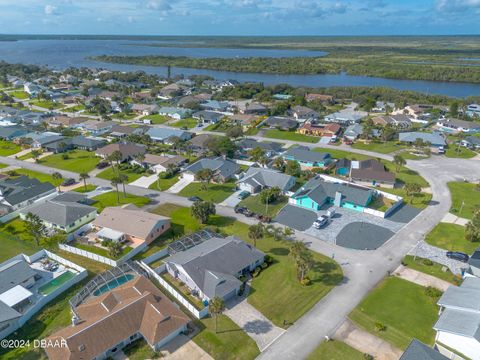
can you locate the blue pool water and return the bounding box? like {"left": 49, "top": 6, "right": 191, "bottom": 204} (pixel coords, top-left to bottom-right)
{"left": 93, "top": 274, "right": 135, "bottom": 296}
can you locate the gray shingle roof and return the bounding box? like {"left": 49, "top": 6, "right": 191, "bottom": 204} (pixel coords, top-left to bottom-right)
{"left": 434, "top": 308, "right": 480, "bottom": 340}
{"left": 398, "top": 132, "right": 446, "bottom": 146}
{"left": 184, "top": 157, "right": 240, "bottom": 180}
{"left": 265, "top": 116, "right": 298, "bottom": 130}
{"left": 0, "top": 259, "right": 36, "bottom": 293}
{"left": 166, "top": 236, "right": 264, "bottom": 299}
{"left": 239, "top": 168, "right": 295, "bottom": 191}
{"left": 237, "top": 139, "right": 283, "bottom": 153}
{"left": 0, "top": 176, "right": 55, "bottom": 206}
{"left": 20, "top": 193, "right": 97, "bottom": 228}
{"left": 293, "top": 177, "right": 373, "bottom": 206}
{"left": 400, "top": 339, "right": 448, "bottom": 360}
{"left": 283, "top": 147, "right": 331, "bottom": 163}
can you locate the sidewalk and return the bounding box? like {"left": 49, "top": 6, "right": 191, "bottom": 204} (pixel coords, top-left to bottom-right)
{"left": 335, "top": 320, "right": 402, "bottom": 360}
{"left": 393, "top": 265, "right": 451, "bottom": 291}
{"left": 441, "top": 212, "right": 469, "bottom": 226}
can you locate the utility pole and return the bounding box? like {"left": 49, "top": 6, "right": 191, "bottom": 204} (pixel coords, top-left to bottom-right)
{"left": 459, "top": 200, "right": 465, "bottom": 217}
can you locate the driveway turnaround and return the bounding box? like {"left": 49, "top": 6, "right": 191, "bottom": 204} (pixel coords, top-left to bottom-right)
{"left": 274, "top": 205, "right": 318, "bottom": 231}
{"left": 408, "top": 240, "right": 467, "bottom": 275}
{"left": 336, "top": 222, "right": 395, "bottom": 250}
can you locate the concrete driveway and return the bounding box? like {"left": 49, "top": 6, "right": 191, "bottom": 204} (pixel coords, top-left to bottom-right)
{"left": 220, "top": 189, "right": 243, "bottom": 207}
{"left": 408, "top": 240, "right": 467, "bottom": 275}
{"left": 336, "top": 222, "right": 395, "bottom": 250}
{"left": 160, "top": 334, "right": 212, "bottom": 360}
{"left": 129, "top": 174, "right": 158, "bottom": 188}
{"left": 393, "top": 265, "right": 451, "bottom": 291}
{"left": 166, "top": 176, "right": 193, "bottom": 194}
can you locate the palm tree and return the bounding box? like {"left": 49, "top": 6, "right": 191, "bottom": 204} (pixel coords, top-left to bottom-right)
{"left": 79, "top": 172, "right": 90, "bottom": 191}
{"left": 110, "top": 176, "right": 121, "bottom": 204}
{"left": 404, "top": 183, "right": 422, "bottom": 204}
{"left": 52, "top": 172, "right": 63, "bottom": 192}
{"left": 25, "top": 212, "right": 47, "bottom": 246}
{"left": 209, "top": 296, "right": 225, "bottom": 334}
{"left": 134, "top": 153, "right": 146, "bottom": 168}
{"left": 266, "top": 225, "right": 284, "bottom": 241}
{"left": 31, "top": 150, "right": 41, "bottom": 163}
{"left": 118, "top": 173, "right": 129, "bottom": 197}
{"left": 393, "top": 154, "right": 406, "bottom": 173}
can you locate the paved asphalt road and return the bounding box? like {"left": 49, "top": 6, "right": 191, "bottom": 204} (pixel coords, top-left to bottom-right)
{"left": 2, "top": 141, "right": 480, "bottom": 360}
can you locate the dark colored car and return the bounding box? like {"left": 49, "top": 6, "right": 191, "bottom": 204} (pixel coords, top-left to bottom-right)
{"left": 446, "top": 251, "right": 469, "bottom": 263}
{"left": 235, "top": 206, "right": 247, "bottom": 214}
{"left": 61, "top": 178, "right": 76, "bottom": 186}
{"left": 188, "top": 196, "right": 203, "bottom": 202}
{"left": 96, "top": 161, "right": 109, "bottom": 169}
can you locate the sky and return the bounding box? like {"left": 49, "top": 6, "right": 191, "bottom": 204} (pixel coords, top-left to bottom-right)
{"left": 0, "top": 0, "right": 479, "bottom": 36}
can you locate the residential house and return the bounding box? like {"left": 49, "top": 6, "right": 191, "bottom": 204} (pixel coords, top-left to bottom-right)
{"left": 23, "top": 82, "right": 43, "bottom": 96}
{"left": 229, "top": 114, "right": 258, "bottom": 130}
{"left": 466, "top": 104, "right": 480, "bottom": 118}
{"left": 165, "top": 234, "right": 265, "bottom": 301}
{"left": 343, "top": 124, "right": 364, "bottom": 141}
{"left": 433, "top": 276, "right": 480, "bottom": 360}
{"left": 158, "top": 83, "right": 183, "bottom": 99}
{"left": 30, "top": 133, "right": 65, "bottom": 150}
{"left": 134, "top": 154, "right": 186, "bottom": 173}
{"left": 183, "top": 157, "right": 240, "bottom": 183}
{"left": 146, "top": 127, "right": 192, "bottom": 144}
{"left": 186, "top": 134, "right": 215, "bottom": 155}
{"left": 92, "top": 205, "right": 170, "bottom": 245}
{"left": 372, "top": 101, "right": 395, "bottom": 113}
{"left": 19, "top": 192, "right": 97, "bottom": 233}
{"left": 47, "top": 115, "right": 88, "bottom": 128}
{"left": 305, "top": 93, "right": 334, "bottom": 104}
{"left": 264, "top": 116, "right": 299, "bottom": 131}
{"left": 291, "top": 177, "right": 374, "bottom": 212}
{"left": 45, "top": 275, "right": 189, "bottom": 360}
{"left": 297, "top": 122, "right": 341, "bottom": 138}
{"left": 236, "top": 138, "right": 284, "bottom": 158}
{"left": 109, "top": 125, "right": 146, "bottom": 139}
{"left": 335, "top": 158, "right": 396, "bottom": 188}
{"left": 71, "top": 135, "right": 106, "bottom": 151}
{"left": 158, "top": 107, "right": 191, "bottom": 120}
{"left": 131, "top": 104, "right": 159, "bottom": 116}
{"left": 467, "top": 248, "right": 480, "bottom": 277}
{"left": 0, "top": 176, "right": 56, "bottom": 215}
{"left": 80, "top": 120, "right": 116, "bottom": 136}
{"left": 372, "top": 114, "right": 412, "bottom": 129}
{"left": 461, "top": 136, "right": 480, "bottom": 150}
{"left": 177, "top": 95, "right": 201, "bottom": 107}
{"left": 95, "top": 142, "right": 147, "bottom": 162}
{"left": 193, "top": 110, "right": 224, "bottom": 124}
{"left": 283, "top": 147, "right": 333, "bottom": 169}
{"left": 241, "top": 103, "right": 267, "bottom": 115}
{"left": 400, "top": 339, "right": 448, "bottom": 360}
{"left": 237, "top": 168, "right": 295, "bottom": 194}
{"left": 43, "top": 135, "right": 106, "bottom": 153}
{"left": 0, "top": 126, "right": 30, "bottom": 140}
{"left": 200, "top": 100, "right": 229, "bottom": 112}
{"left": 325, "top": 110, "right": 367, "bottom": 124}
{"left": 288, "top": 105, "right": 319, "bottom": 122}
{"left": 436, "top": 118, "right": 480, "bottom": 134}
{"left": 398, "top": 132, "right": 446, "bottom": 148}
{"left": 0, "top": 251, "right": 86, "bottom": 340}
{"left": 273, "top": 94, "right": 292, "bottom": 100}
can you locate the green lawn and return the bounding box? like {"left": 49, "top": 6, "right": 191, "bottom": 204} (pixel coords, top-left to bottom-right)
{"left": 307, "top": 340, "right": 364, "bottom": 360}
{"left": 381, "top": 161, "right": 429, "bottom": 188}
{"left": 0, "top": 140, "right": 22, "bottom": 156}
{"left": 400, "top": 151, "right": 430, "bottom": 160}
{"left": 112, "top": 112, "right": 137, "bottom": 120}
{"left": 0, "top": 229, "right": 40, "bottom": 263}
{"left": 170, "top": 117, "right": 198, "bottom": 129}
{"left": 193, "top": 315, "right": 260, "bottom": 360}
{"left": 379, "top": 187, "right": 432, "bottom": 209}
{"left": 40, "top": 150, "right": 100, "bottom": 173}
{"left": 63, "top": 104, "right": 86, "bottom": 113}
{"left": 0, "top": 163, "right": 8, "bottom": 169}
{"left": 349, "top": 277, "right": 439, "bottom": 350}
{"left": 445, "top": 147, "right": 478, "bottom": 159}
{"left": 352, "top": 141, "right": 406, "bottom": 154}
{"left": 402, "top": 255, "right": 462, "bottom": 285}
{"left": 30, "top": 99, "right": 63, "bottom": 109}
{"left": 148, "top": 174, "right": 180, "bottom": 191}
{"left": 264, "top": 129, "right": 319, "bottom": 143}
{"left": 178, "top": 181, "right": 236, "bottom": 203}
{"left": 17, "top": 151, "right": 36, "bottom": 160}
{"left": 448, "top": 182, "right": 480, "bottom": 219}
{"left": 123, "top": 338, "right": 160, "bottom": 360}
{"left": 10, "top": 90, "right": 29, "bottom": 99}
{"left": 141, "top": 114, "right": 169, "bottom": 124}
{"left": 90, "top": 192, "right": 150, "bottom": 212}
{"left": 11, "top": 169, "right": 57, "bottom": 184}
{"left": 144, "top": 203, "right": 342, "bottom": 328}
{"left": 75, "top": 242, "right": 132, "bottom": 259}
{"left": 97, "top": 166, "right": 148, "bottom": 183}
{"left": 73, "top": 184, "right": 97, "bottom": 193}
{"left": 425, "top": 223, "right": 477, "bottom": 254}
{"left": 238, "top": 195, "right": 288, "bottom": 217}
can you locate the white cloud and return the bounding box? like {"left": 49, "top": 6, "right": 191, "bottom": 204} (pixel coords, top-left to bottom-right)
{"left": 44, "top": 4, "right": 58, "bottom": 15}
{"left": 436, "top": 0, "right": 480, "bottom": 12}
{"left": 145, "top": 0, "right": 171, "bottom": 11}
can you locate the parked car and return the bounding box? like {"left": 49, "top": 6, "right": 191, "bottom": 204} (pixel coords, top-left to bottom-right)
{"left": 96, "top": 161, "right": 109, "bottom": 169}
{"left": 188, "top": 196, "right": 203, "bottom": 202}
{"left": 446, "top": 251, "right": 469, "bottom": 263}
{"left": 62, "top": 178, "right": 76, "bottom": 186}
{"left": 238, "top": 191, "right": 250, "bottom": 200}
{"left": 97, "top": 186, "right": 112, "bottom": 191}
{"left": 235, "top": 206, "right": 247, "bottom": 214}
{"left": 313, "top": 215, "right": 329, "bottom": 229}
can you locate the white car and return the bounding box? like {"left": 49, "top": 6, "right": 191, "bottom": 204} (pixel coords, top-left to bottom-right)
{"left": 313, "top": 215, "right": 329, "bottom": 229}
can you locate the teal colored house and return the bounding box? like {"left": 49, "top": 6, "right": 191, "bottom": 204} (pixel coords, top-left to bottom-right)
{"left": 283, "top": 147, "right": 332, "bottom": 168}
{"left": 292, "top": 178, "right": 374, "bottom": 212}
{"left": 335, "top": 158, "right": 351, "bottom": 176}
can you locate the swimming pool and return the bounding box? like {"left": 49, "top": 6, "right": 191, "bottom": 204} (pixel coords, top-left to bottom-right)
{"left": 93, "top": 274, "right": 135, "bottom": 296}
{"left": 39, "top": 271, "right": 76, "bottom": 295}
